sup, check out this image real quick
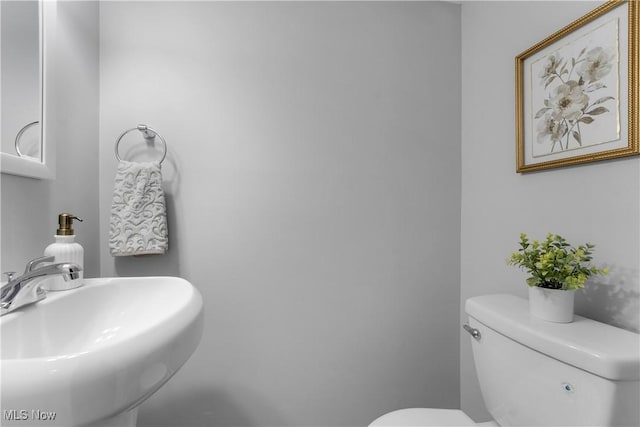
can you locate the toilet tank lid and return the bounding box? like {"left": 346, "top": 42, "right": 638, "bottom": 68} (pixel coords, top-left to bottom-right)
{"left": 465, "top": 294, "right": 640, "bottom": 381}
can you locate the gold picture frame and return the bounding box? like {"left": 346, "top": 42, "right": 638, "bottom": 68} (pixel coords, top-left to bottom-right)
{"left": 516, "top": 0, "right": 639, "bottom": 173}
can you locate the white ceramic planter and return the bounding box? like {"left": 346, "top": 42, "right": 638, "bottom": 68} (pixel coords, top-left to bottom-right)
{"left": 528, "top": 286, "right": 575, "bottom": 323}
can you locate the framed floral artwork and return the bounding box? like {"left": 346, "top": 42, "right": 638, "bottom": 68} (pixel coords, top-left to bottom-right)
{"left": 516, "top": 0, "right": 639, "bottom": 173}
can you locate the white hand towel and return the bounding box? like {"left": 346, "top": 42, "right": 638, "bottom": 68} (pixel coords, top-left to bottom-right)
{"left": 109, "top": 160, "right": 168, "bottom": 256}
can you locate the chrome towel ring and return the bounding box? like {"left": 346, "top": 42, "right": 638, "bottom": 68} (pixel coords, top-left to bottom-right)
{"left": 115, "top": 124, "right": 167, "bottom": 164}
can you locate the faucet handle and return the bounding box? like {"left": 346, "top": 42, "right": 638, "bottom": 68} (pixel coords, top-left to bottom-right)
{"left": 24, "top": 256, "right": 55, "bottom": 274}
{"left": 2, "top": 272, "right": 16, "bottom": 282}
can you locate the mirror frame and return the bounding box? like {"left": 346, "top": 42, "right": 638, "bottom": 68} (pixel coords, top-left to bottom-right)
{"left": 1, "top": 0, "right": 56, "bottom": 180}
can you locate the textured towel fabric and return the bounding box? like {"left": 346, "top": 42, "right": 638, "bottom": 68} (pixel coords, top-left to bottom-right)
{"left": 109, "top": 160, "right": 168, "bottom": 256}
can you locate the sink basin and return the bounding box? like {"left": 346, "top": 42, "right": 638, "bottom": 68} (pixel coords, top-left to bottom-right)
{"left": 1, "top": 276, "right": 203, "bottom": 427}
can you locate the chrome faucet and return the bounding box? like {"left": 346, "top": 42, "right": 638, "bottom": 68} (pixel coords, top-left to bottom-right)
{"left": 1, "top": 256, "right": 82, "bottom": 316}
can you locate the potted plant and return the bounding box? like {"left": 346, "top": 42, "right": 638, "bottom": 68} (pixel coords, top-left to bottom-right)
{"left": 507, "top": 232, "right": 608, "bottom": 322}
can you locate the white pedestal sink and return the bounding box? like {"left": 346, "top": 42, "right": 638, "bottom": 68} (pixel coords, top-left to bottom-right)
{"left": 1, "top": 276, "right": 203, "bottom": 427}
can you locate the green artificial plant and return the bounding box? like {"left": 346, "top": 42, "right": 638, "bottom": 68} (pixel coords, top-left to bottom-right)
{"left": 508, "top": 232, "right": 608, "bottom": 290}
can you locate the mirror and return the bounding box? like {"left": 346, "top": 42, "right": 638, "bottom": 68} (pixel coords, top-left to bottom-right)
{"left": 0, "top": 0, "right": 55, "bottom": 179}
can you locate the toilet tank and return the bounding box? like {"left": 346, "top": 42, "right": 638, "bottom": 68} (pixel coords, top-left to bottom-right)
{"left": 465, "top": 294, "right": 640, "bottom": 427}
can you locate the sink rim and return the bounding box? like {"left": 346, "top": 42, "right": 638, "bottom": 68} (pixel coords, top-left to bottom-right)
{"left": 1, "top": 276, "right": 201, "bottom": 361}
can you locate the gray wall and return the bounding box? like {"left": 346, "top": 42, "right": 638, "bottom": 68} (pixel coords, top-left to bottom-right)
{"left": 6, "top": 2, "right": 636, "bottom": 426}
{"left": 98, "top": 2, "right": 462, "bottom": 426}
{"left": 1, "top": 1, "right": 100, "bottom": 278}
{"left": 460, "top": 1, "right": 640, "bottom": 422}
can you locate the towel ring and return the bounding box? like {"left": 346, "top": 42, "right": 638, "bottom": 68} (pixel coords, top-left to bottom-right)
{"left": 115, "top": 124, "right": 167, "bottom": 164}
{"left": 15, "top": 121, "right": 40, "bottom": 158}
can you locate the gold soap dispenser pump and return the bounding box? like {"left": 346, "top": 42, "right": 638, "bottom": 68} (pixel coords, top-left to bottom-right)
{"left": 43, "top": 213, "right": 84, "bottom": 291}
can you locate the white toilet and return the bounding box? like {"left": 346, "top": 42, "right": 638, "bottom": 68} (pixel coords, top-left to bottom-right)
{"left": 370, "top": 294, "right": 640, "bottom": 427}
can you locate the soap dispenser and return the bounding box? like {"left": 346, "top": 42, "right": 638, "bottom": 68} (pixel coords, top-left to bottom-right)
{"left": 43, "top": 213, "right": 84, "bottom": 291}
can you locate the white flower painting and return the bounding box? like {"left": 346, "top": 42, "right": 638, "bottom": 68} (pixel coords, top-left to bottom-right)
{"left": 531, "top": 19, "right": 620, "bottom": 158}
